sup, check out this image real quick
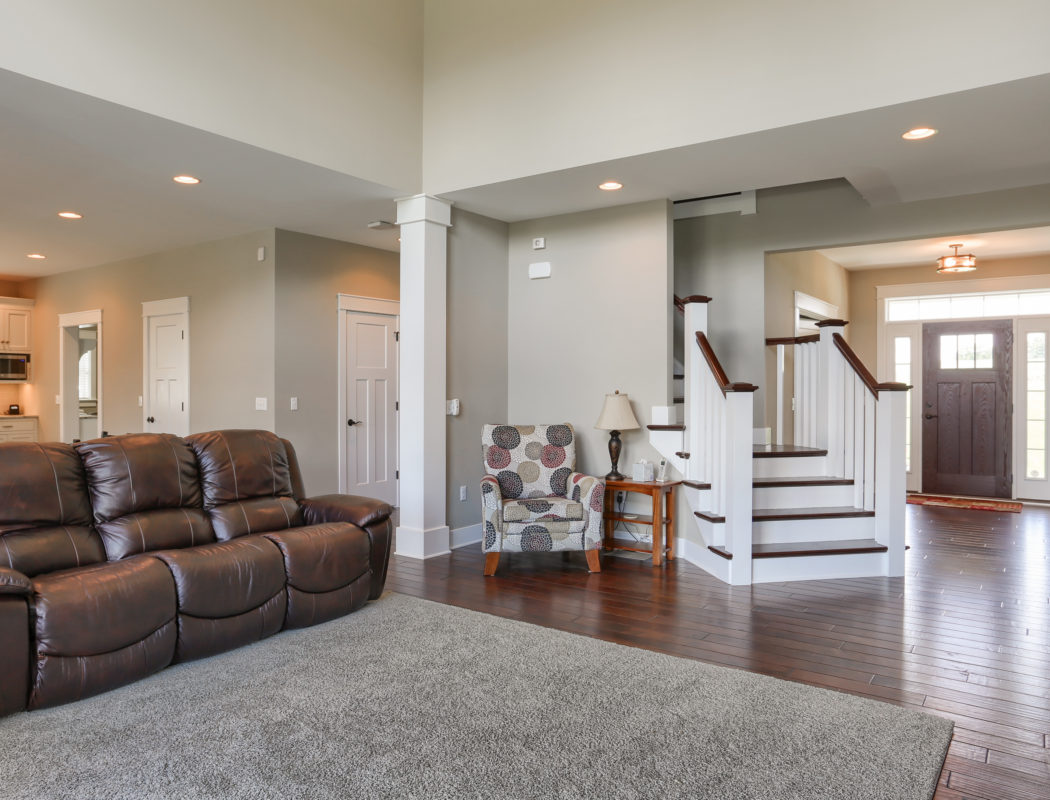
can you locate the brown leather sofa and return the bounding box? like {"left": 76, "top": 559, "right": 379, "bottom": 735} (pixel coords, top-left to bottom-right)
{"left": 0, "top": 429, "right": 392, "bottom": 715}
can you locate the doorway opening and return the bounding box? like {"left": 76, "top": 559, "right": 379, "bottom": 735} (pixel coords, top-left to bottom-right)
{"left": 337, "top": 294, "right": 399, "bottom": 507}
{"left": 57, "top": 309, "right": 103, "bottom": 443}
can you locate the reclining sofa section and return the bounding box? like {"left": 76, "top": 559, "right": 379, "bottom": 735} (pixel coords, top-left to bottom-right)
{"left": 0, "top": 429, "right": 393, "bottom": 715}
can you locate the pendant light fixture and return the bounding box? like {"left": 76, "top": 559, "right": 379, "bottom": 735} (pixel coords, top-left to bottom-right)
{"left": 936, "top": 243, "right": 977, "bottom": 274}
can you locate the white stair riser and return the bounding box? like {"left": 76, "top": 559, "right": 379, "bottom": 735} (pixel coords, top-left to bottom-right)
{"left": 752, "top": 483, "right": 856, "bottom": 509}
{"left": 752, "top": 515, "right": 875, "bottom": 544}
{"left": 752, "top": 455, "right": 827, "bottom": 479}
{"left": 691, "top": 515, "right": 726, "bottom": 547}
{"left": 751, "top": 551, "right": 888, "bottom": 583}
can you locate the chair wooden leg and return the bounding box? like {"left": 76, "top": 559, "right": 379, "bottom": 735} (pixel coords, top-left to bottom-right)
{"left": 484, "top": 552, "right": 501, "bottom": 576}
{"left": 585, "top": 549, "right": 601, "bottom": 573}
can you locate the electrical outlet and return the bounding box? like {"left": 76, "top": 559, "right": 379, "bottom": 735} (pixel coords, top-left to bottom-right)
{"left": 616, "top": 491, "right": 625, "bottom": 505}
{"left": 459, "top": 485, "right": 467, "bottom": 502}
{"left": 255, "top": 397, "right": 268, "bottom": 411}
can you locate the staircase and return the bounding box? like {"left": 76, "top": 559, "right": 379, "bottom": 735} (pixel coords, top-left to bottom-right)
{"left": 648, "top": 296, "right": 909, "bottom": 585}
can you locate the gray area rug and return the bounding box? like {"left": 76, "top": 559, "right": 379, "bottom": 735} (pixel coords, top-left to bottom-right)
{"left": 3, "top": 593, "right": 951, "bottom": 800}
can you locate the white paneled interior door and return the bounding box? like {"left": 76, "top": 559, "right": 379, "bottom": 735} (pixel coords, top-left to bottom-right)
{"left": 143, "top": 304, "right": 189, "bottom": 436}
{"left": 344, "top": 309, "right": 398, "bottom": 505}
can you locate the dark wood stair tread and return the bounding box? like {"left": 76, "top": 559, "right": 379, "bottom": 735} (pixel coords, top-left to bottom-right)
{"left": 673, "top": 396, "right": 684, "bottom": 404}
{"left": 673, "top": 373, "right": 684, "bottom": 380}
{"left": 753, "top": 444, "right": 827, "bottom": 457}
{"left": 752, "top": 477, "right": 854, "bottom": 487}
{"left": 682, "top": 480, "right": 711, "bottom": 490}
{"left": 752, "top": 506, "right": 874, "bottom": 521}
{"left": 647, "top": 424, "right": 685, "bottom": 431}
{"left": 708, "top": 538, "right": 888, "bottom": 560}
{"left": 694, "top": 510, "right": 725, "bottom": 523}
{"left": 674, "top": 451, "right": 690, "bottom": 459}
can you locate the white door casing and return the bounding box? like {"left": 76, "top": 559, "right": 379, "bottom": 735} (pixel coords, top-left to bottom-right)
{"left": 57, "top": 309, "right": 103, "bottom": 443}
{"left": 337, "top": 295, "right": 399, "bottom": 506}
{"left": 142, "top": 298, "right": 189, "bottom": 436}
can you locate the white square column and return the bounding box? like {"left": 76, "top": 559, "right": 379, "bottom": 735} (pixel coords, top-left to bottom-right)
{"left": 395, "top": 194, "right": 452, "bottom": 559}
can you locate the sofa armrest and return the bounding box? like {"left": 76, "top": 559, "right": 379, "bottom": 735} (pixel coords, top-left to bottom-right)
{"left": 479, "top": 475, "right": 504, "bottom": 552}
{"left": 0, "top": 566, "right": 32, "bottom": 596}
{"left": 299, "top": 495, "right": 393, "bottom": 601}
{"left": 568, "top": 472, "right": 605, "bottom": 550}
{"left": 0, "top": 594, "right": 30, "bottom": 715}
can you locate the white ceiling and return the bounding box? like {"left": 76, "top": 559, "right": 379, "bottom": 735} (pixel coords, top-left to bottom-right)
{"left": 817, "top": 225, "right": 1050, "bottom": 270}
{"left": 442, "top": 73, "right": 1050, "bottom": 222}
{"left": 2, "top": 67, "right": 1050, "bottom": 281}
{"left": 0, "top": 69, "right": 402, "bottom": 280}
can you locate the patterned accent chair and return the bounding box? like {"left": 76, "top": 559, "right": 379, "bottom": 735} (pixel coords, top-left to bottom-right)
{"left": 480, "top": 424, "right": 605, "bottom": 576}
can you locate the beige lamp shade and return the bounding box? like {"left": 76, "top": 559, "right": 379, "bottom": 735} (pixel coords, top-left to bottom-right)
{"left": 594, "top": 391, "right": 640, "bottom": 431}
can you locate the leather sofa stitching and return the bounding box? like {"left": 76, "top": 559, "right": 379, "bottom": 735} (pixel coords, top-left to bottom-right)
{"left": 37, "top": 443, "right": 66, "bottom": 521}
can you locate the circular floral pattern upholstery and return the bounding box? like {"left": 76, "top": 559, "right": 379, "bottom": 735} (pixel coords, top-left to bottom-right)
{"left": 491, "top": 425, "right": 521, "bottom": 450}
{"left": 519, "top": 525, "right": 553, "bottom": 551}
{"left": 540, "top": 445, "right": 566, "bottom": 468}
{"left": 546, "top": 425, "right": 572, "bottom": 447}
{"left": 497, "top": 470, "right": 524, "bottom": 498}
{"left": 484, "top": 521, "right": 498, "bottom": 549}
{"left": 522, "top": 500, "right": 552, "bottom": 514}
{"left": 486, "top": 446, "right": 511, "bottom": 470}
{"left": 550, "top": 467, "right": 571, "bottom": 497}
{"left": 524, "top": 441, "right": 543, "bottom": 460}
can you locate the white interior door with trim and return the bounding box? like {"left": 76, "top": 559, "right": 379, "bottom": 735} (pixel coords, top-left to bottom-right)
{"left": 1016, "top": 316, "right": 1049, "bottom": 501}
{"left": 338, "top": 295, "right": 399, "bottom": 507}
{"left": 57, "top": 309, "right": 103, "bottom": 443}
{"left": 142, "top": 298, "right": 189, "bottom": 436}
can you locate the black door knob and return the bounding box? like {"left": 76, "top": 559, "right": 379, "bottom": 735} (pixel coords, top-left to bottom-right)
{"left": 923, "top": 413, "right": 938, "bottom": 420}
{"left": 347, "top": 418, "right": 358, "bottom": 426}
{"left": 147, "top": 416, "right": 155, "bottom": 423}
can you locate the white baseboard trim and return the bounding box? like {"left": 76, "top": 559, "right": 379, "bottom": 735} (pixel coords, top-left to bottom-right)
{"left": 450, "top": 523, "right": 483, "bottom": 550}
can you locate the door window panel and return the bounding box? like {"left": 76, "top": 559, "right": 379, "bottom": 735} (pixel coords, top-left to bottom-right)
{"left": 939, "top": 333, "right": 994, "bottom": 369}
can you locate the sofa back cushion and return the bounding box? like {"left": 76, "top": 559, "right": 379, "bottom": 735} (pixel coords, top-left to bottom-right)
{"left": 481, "top": 424, "right": 576, "bottom": 499}
{"left": 0, "top": 442, "right": 105, "bottom": 576}
{"left": 76, "top": 433, "right": 215, "bottom": 560}
{"left": 186, "top": 429, "right": 302, "bottom": 541}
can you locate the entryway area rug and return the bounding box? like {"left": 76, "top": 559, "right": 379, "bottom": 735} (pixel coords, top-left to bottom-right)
{"left": 2, "top": 593, "right": 952, "bottom": 800}
{"left": 907, "top": 493, "right": 1023, "bottom": 513}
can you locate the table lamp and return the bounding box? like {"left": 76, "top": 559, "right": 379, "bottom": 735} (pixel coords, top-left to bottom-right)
{"left": 594, "top": 390, "right": 641, "bottom": 480}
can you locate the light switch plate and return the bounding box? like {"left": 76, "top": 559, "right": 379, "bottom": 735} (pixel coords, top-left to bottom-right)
{"left": 290, "top": 397, "right": 298, "bottom": 411}
{"left": 255, "top": 397, "right": 268, "bottom": 411}
{"left": 446, "top": 398, "right": 461, "bottom": 416}
{"left": 531, "top": 237, "right": 546, "bottom": 250}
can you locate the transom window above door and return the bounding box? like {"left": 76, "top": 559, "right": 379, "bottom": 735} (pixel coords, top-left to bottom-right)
{"left": 887, "top": 289, "right": 1050, "bottom": 322}
{"left": 940, "top": 333, "right": 994, "bottom": 369}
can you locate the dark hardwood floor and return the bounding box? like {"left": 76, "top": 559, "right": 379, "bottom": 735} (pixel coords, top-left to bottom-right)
{"left": 387, "top": 504, "right": 1050, "bottom": 800}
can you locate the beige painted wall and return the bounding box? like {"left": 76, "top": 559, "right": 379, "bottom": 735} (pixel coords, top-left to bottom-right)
{"left": 446, "top": 209, "right": 510, "bottom": 531}
{"left": 508, "top": 200, "right": 673, "bottom": 480}
{"left": 763, "top": 250, "right": 850, "bottom": 441}
{"left": 273, "top": 230, "right": 400, "bottom": 496}
{"left": 676, "top": 179, "right": 1050, "bottom": 425}
{"left": 848, "top": 253, "right": 1050, "bottom": 367}
{"left": 24, "top": 231, "right": 277, "bottom": 442}
{"left": 423, "top": 0, "right": 1050, "bottom": 192}
{"left": 0, "top": 1, "right": 423, "bottom": 191}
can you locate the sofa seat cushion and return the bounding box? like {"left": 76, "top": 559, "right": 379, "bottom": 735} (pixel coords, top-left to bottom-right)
{"left": 151, "top": 536, "right": 286, "bottom": 661}
{"left": 502, "top": 497, "right": 583, "bottom": 524}
{"left": 29, "top": 556, "right": 177, "bottom": 709}
{"left": 0, "top": 525, "right": 105, "bottom": 579}
{"left": 263, "top": 523, "right": 371, "bottom": 629}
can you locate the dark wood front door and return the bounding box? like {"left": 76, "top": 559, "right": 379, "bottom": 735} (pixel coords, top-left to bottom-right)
{"left": 922, "top": 320, "right": 1012, "bottom": 497}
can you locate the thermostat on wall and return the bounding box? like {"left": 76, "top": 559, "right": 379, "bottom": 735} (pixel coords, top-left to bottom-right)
{"left": 528, "top": 261, "right": 551, "bottom": 280}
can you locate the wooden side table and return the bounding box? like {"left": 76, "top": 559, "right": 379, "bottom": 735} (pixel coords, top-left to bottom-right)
{"left": 602, "top": 478, "right": 680, "bottom": 566}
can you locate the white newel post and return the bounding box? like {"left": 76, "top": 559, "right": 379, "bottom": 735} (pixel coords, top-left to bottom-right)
{"left": 725, "top": 388, "right": 755, "bottom": 585}
{"left": 818, "top": 322, "right": 847, "bottom": 476}
{"left": 395, "top": 194, "right": 452, "bottom": 559}
{"left": 684, "top": 300, "right": 709, "bottom": 481}
{"left": 875, "top": 388, "right": 908, "bottom": 576}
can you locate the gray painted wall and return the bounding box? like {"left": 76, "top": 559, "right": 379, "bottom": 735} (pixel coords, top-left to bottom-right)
{"left": 508, "top": 200, "right": 673, "bottom": 480}
{"left": 273, "top": 229, "right": 400, "bottom": 496}
{"left": 446, "top": 210, "right": 510, "bottom": 531}
{"left": 26, "top": 231, "right": 277, "bottom": 442}
{"left": 676, "top": 179, "right": 1050, "bottom": 425}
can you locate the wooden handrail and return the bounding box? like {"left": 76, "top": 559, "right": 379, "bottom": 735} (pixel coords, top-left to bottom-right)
{"left": 674, "top": 294, "right": 713, "bottom": 314}
{"left": 814, "top": 318, "right": 850, "bottom": 328}
{"left": 832, "top": 333, "right": 911, "bottom": 396}
{"left": 696, "top": 332, "right": 759, "bottom": 396}
{"left": 765, "top": 334, "right": 819, "bottom": 346}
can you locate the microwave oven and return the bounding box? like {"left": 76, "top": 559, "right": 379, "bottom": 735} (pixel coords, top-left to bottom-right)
{"left": 0, "top": 353, "right": 30, "bottom": 382}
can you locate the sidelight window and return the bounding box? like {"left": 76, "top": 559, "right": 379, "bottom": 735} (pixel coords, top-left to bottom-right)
{"left": 1027, "top": 332, "right": 1046, "bottom": 480}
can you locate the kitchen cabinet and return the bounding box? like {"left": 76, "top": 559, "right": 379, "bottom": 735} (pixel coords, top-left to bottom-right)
{"left": 0, "top": 417, "right": 38, "bottom": 442}
{"left": 0, "top": 298, "right": 34, "bottom": 352}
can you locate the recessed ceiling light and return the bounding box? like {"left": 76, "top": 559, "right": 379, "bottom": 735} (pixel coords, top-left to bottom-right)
{"left": 58, "top": 211, "right": 83, "bottom": 219}
{"left": 902, "top": 127, "right": 937, "bottom": 141}
{"left": 27, "top": 253, "right": 46, "bottom": 259}
{"left": 598, "top": 181, "right": 623, "bottom": 191}
{"left": 173, "top": 175, "right": 201, "bottom": 185}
